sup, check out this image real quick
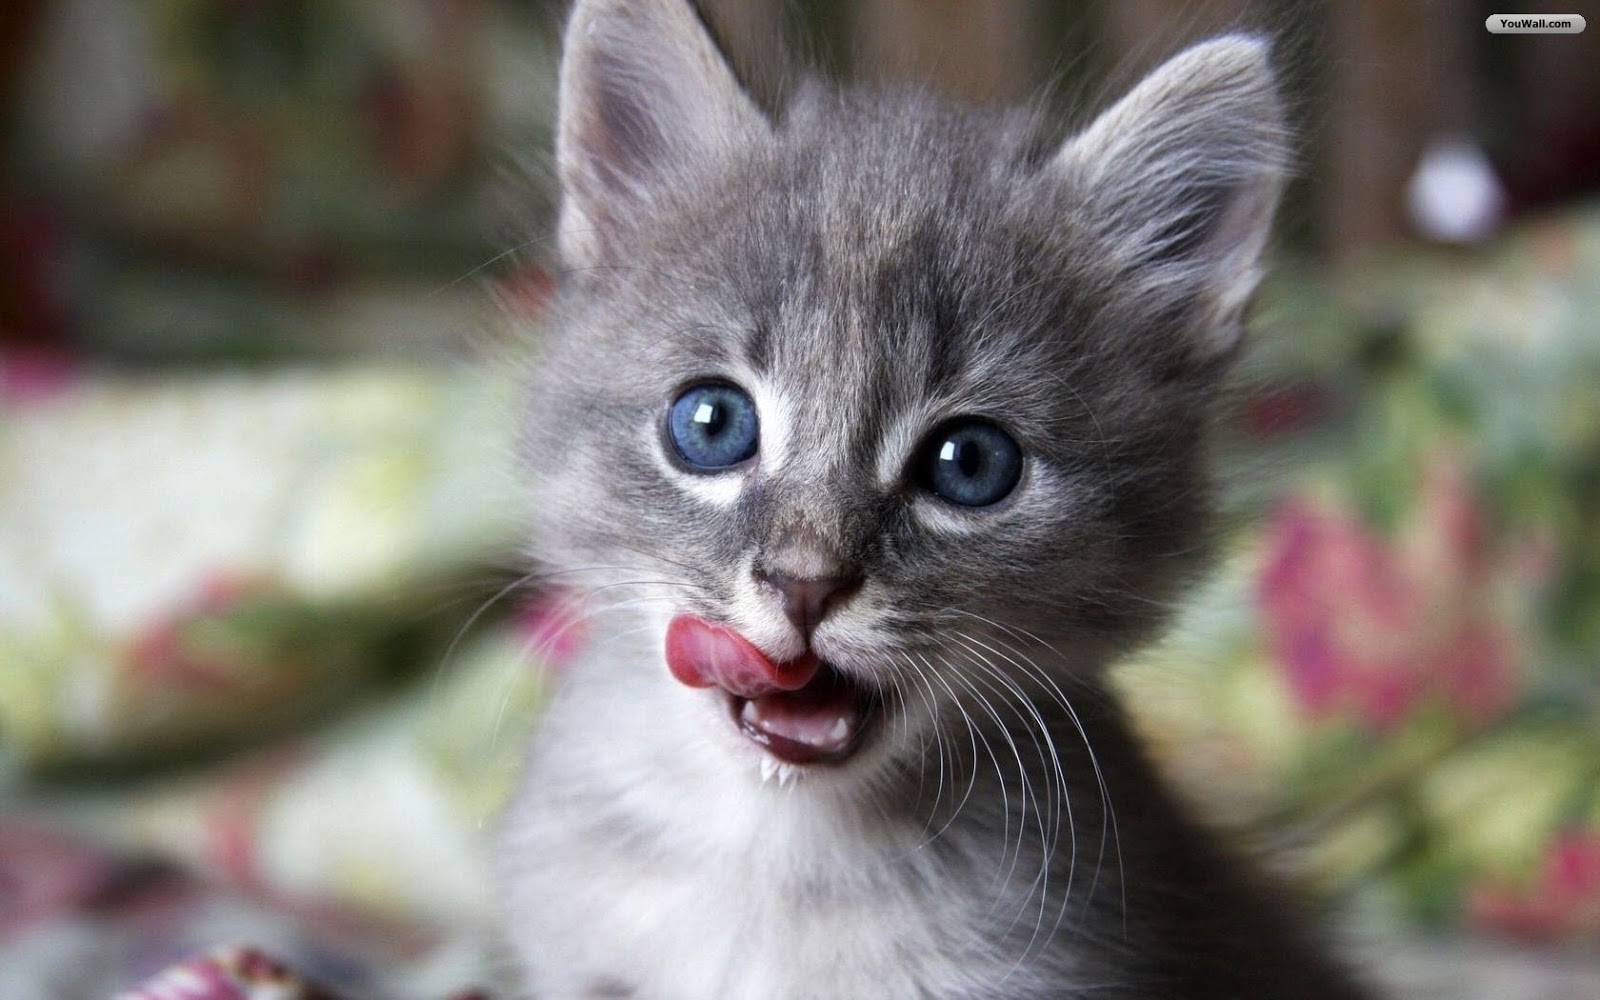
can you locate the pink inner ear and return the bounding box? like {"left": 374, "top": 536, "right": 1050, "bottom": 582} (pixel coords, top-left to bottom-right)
{"left": 665, "top": 614, "right": 818, "bottom": 697}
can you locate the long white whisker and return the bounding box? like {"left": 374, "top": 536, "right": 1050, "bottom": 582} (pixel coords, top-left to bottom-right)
{"left": 944, "top": 608, "right": 1124, "bottom": 931}
{"left": 949, "top": 630, "right": 1075, "bottom": 968}
{"left": 938, "top": 652, "right": 1036, "bottom": 916}
{"left": 885, "top": 653, "right": 947, "bottom": 829}
{"left": 943, "top": 641, "right": 1057, "bottom": 969}
{"left": 910, "top": 651, "right": 992, "bottom": 853}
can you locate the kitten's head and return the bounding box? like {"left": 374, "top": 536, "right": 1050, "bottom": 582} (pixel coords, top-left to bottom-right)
{"left": 521, "top": 0, "right": 1288, "bottom": 784}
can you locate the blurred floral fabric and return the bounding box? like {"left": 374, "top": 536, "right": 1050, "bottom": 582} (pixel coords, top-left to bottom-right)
{"left": 4, "top": 0, "right": 555, "bottom": 361}
{"left": 1, "top": 3, "right": 561, "bottom": 993}
{"left": 1121, "top": 202, "right": 1600, "bottom": 946}
{"left": 0, "top": 366, "right": 523, "bottom": 776}
{"left": 0, "top": 362, "right": 547, "bottom": 996}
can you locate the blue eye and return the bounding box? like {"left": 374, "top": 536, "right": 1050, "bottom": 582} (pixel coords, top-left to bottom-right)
{"left": 915, "top": 419, "right": 1023, "bottom": 507}
{"left": 667, "top": 383, "right": 760, "bottom": 470}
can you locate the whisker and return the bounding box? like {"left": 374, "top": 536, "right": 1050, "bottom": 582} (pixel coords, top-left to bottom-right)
{"left": 937, "top": 652, "right": 1035, "bottom": 912}
{"left": 882, "top": 656, "right": 945, "bottom": 828}
{"left": 943, "top": 608, "right": 1125, "bottom": 931}
{"left": 948, "top": 631, "right": 1077, "bottom": 969}
{"left": 942, "top": 643, "right": 1056, "bottom": 960}
{"left": 906, "top": 651, "right": 989, "bottom": 853}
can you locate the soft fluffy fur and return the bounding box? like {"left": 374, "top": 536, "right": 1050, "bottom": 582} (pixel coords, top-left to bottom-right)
{"left": 499, "top": 2, "right": 1374, "bottom": 997}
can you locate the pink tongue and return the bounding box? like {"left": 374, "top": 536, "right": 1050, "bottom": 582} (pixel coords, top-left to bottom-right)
{"left": 665, "top": 614, "right": 863, "bottom": 762}
{"left": 664, "top": 614, "right": 819, "bottom": 698}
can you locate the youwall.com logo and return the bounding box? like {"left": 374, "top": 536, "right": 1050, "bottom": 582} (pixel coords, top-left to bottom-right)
{"left": 1485, "top": 13, "right": 1587, "bottom": 33}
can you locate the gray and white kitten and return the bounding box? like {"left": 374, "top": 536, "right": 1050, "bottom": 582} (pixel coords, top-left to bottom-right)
{"left": 500, "top": 1, "right": 1374, "bottom": 998}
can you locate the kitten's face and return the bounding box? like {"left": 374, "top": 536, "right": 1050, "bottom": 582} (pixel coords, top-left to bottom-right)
{"left": 523, "top": 0, "right": 1286, "bottom": 784}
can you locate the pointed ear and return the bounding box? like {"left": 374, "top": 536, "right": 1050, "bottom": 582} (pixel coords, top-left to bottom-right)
{"left": 556, "top": 0, "right": 770, "bottom": 268}
{"left": 1053, "top": 36, "right": 1289, "bottom": 360}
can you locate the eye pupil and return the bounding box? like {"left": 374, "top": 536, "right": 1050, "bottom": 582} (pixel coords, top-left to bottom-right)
{"left": 954, "top": 440, "right": 982, "bottom": 478}
{"left": 693, "top": 401, "right": 724, "bottom": 433}
{"left": 668, "top": 383, "right": 759, "bottom": 470}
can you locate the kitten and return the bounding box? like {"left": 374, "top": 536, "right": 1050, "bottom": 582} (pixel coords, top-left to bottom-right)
{"left": 499, "top": 1, "right": 1375, "bottom": 997}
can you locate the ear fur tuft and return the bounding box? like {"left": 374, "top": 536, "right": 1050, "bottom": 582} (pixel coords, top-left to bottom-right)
{"left": 557, "top": 0, "right": 769, "bottom": 268}
{"left": 1054, "top": 35, "right": 1290, "bottom": 358}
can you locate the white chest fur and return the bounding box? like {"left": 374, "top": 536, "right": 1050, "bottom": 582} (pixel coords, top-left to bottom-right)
{"left": 497, "top": 655, "right": 1069, "bottom": 1000}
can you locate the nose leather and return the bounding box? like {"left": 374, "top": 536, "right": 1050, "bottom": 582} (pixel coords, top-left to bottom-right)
{"left": 754, "top": 522, "right": 862, "bottom": 638}
{"left": 757, "top": 570, "right": 861, "bottom": 636}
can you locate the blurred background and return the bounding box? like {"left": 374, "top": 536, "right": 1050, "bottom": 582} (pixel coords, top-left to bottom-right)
{"left": 1, "top": 1, "right": 1597, "bottom": 997}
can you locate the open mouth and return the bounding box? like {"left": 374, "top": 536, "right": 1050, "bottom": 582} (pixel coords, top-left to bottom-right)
{"left": 728, "top": 664, "right": 880, "bottom": 765}
{"left": 665, "top": 614, "right": 881, "bottom": 766}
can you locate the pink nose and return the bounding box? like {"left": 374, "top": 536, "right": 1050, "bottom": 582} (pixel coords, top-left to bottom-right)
{"left": 664, "top": 614, "right": 819, "bottom": 697}
{"left": 755, "top": 570, "right": 860, "bottom": 637}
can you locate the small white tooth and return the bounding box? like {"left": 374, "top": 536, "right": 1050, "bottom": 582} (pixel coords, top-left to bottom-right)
{"left": 741, "top": 699, "right": 760, "bottom": 726}
{"left": 828, "top": 717, "right": 849, "bottom": 743}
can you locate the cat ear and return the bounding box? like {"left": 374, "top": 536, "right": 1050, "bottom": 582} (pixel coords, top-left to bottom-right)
{"left": 1052, "top": 36, "right": 1289, "bottom": 360}
{"left": 556, "top": 0, "right": 770, "bottom": 268}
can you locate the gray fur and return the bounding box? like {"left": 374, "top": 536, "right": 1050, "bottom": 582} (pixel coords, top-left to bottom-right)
{"left": 500, "top": 2, "right": 1374, "bottom": 997}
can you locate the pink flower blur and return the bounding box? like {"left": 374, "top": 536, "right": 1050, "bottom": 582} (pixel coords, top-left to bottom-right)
{"left": 1258, "top": 460, "right": 1524, "bottom": 731}
{"left": 515, "top": 590, "right": 586, "bottom": 671}
{"left": 1469, "top": 829, "right": 1600, "bottom": 942}
{"left": 0, "top": 346, "right": 80, "bottom": 407}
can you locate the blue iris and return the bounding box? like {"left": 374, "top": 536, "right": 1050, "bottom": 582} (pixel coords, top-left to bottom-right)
{"left": 916, "top": 419, "right": 1023, "bottom": 507}
{"left": 667, "top": 383, "right": 760, "bottom": 470}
